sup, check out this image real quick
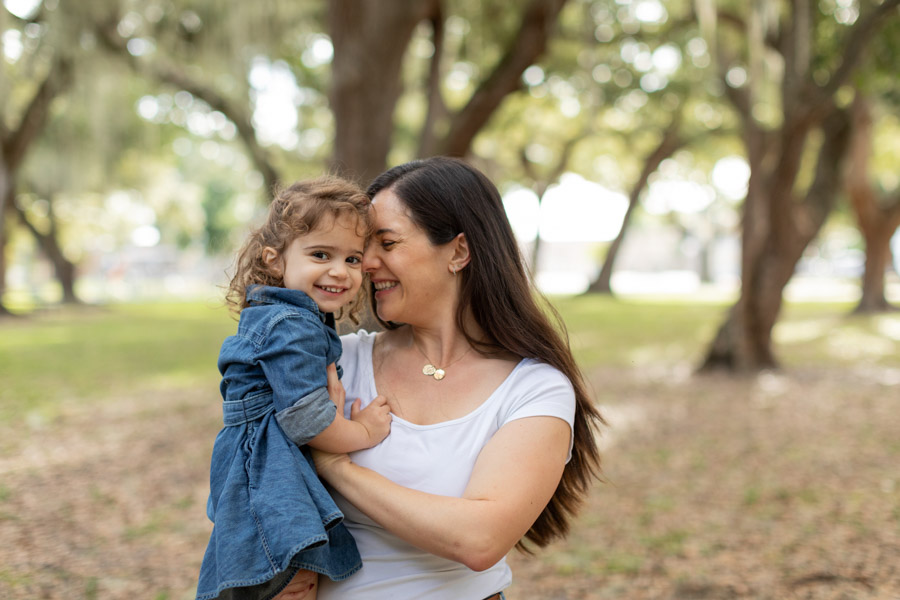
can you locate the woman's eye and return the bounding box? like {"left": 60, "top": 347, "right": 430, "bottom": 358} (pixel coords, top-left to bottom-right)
{"left": 381, "top": 240, "right": 396, "bottom": 250}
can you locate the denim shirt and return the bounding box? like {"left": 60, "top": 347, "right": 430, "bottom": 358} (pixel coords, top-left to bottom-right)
{"left": 218, "top": 285, "right": 343, "bottom": 445}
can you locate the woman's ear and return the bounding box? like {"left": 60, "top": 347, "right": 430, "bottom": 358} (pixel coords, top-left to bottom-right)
{"left": 449, "top": 233, "right": 471, "bottom": 274}
{"left": 262, "top": 247, "right": 282, "bottom": 275}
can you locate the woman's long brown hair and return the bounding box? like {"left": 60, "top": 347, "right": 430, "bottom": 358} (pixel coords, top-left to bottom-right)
{"left": 367, "top": 157, "right": 606, "bottom": 550}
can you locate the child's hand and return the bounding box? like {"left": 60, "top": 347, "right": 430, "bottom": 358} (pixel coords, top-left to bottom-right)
{"left": 350, "top": 395, "right": 391, "bottom": 446}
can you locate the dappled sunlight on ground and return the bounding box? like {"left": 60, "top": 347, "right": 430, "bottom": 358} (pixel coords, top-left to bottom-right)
{"left": 875, "top": 315, "right": 900, "bottom": 341}
{"left": 775, "top": 312, "right": 900, "bottom": 364}
{"left": 826, "top": 328, "right": 896, "bottom": 361}
{"left": 2, "top": 300, "right": 899, "bottom": 598}
{"left": 508, "top": 364, "right": 900, "bottom": 599}
{"left": 774, "top": 318, "right": 837, "bottom": 344}
{"left": 850, "top": 364, "right": 900, "bottom": 387}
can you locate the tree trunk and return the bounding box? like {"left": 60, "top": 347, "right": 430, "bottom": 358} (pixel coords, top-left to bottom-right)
{"left": 0, "top": 54, "right": 72, "bottom": 314}
{"left": 13, "top": 198, "right": 81, "bottom": 304}
{"left": 702, "top": 107, "right": 852, "bottom": 371}
{"left": 518, "top": 135, "right": 584, "bottom": 276}
{"left": 328, "top": 0, "right": 438, "bottom": 186}
{"left": 703, "top": 245, "right": 796, "bottom": 370}
{"left": 856, "top": 226, "right": 897, "bottom": 313}
{"left": 530, "top": 233, "right": 543, "bottom": 276}
{"left": 586, "top": 193, "right": 635, "bottom": 295}
{"left": 0, "top": 167, "right": 10, "bottom": 314}
{"left": 698, "top": 0, "right": 896, "bottom": 371}
{"left": 587, "top": 117, "right": 683, "bottom": 294}
{"left": 846, "top": 93, "right": 900, "bottom": 313}
{"left": 0, "top": 200, "right": 11, "bottom": 316}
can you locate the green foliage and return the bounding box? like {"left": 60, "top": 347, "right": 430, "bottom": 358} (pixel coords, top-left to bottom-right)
{"left": 202, "top": 180, "right": 236, "bottom": 253}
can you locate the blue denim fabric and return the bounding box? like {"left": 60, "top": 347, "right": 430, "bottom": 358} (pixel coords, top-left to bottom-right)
{"left": 219, "top": 286, "right": 343, "bottom": 443}
{"left": 196, "top": 286, "right": 361, "bottom": 600}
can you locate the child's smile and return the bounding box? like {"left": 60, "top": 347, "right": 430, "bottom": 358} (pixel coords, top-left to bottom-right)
{"left": 276, "top": 213, "right": 366, "bottom": 314}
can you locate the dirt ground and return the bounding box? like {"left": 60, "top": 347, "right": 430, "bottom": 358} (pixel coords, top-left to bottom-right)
{"left": 1, "top": 363, "right": 898, "bottom": 599}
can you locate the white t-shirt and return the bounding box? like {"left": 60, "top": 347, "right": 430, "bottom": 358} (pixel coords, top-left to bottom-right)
{"left": 317, "top": 330, "right": 576, "bottom": 600}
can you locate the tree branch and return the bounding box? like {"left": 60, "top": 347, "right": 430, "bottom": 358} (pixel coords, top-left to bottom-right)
{"left": 819, "top": 0, "right": 900, "bottom": 101}
{"left": 417, "top": 2, "right": 448, "bottom": 158}
{"left": 2, "top": 53, "right": 73, "bottom": 171}
{"left": 846, "top": 91, "right": 878, "bottom": 227}
{"left": 589, "top": 114, "right": 684, "bottom": 293}
{"left": 886, "top": 193, "right": 900, "bottom": 229}
{"left": 780, "top": 0, "right": 812, "bottom": 119}
{"left": 438, "top": 0, "right": 569, "bottom": 157}
{"left": 94, "top": 16, "right": 281, "bottom": 195}
{"left": 519, "top": 132, "right": 587, "bottom": 197}
{"left": 792, "top": 106, "right": 851, "bottom": 248}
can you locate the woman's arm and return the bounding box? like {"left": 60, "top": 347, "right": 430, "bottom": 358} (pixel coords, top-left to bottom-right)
{"left": 314, "top": 415, "right": 570, "bottom": 571}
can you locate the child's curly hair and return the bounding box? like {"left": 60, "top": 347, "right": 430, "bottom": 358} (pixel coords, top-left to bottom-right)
{"left": 226, "top": 176, "right": 372, "bottom": 323}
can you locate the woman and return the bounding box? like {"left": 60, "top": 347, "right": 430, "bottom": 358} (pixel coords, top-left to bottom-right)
{"left": 312, "top": 157, "right": 604, "bottom": 599}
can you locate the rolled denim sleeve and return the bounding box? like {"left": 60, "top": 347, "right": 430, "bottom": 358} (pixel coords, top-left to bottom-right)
{"left": 275, "top": 387, "right": 337, "bottom": 446}
{"left": 257, "top": 312, "right": 335, "bottom": 443}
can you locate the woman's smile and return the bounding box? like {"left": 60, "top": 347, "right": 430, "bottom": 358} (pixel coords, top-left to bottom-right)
{"left": 372, "top": 280, "right": 399, "bottom": 295}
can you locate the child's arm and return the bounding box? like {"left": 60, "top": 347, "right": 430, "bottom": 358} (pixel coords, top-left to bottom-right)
{"left": 306, "top": 363, "right": 390, "bottom": 452}
{"left": 306, "top": 391, "right": 391, "bottom": 453}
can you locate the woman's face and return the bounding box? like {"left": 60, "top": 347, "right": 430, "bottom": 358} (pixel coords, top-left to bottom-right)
{"left": 364, "top": 188, "right": 457, "bottom": 325}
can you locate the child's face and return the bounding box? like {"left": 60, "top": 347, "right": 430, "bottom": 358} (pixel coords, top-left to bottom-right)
{"left": 271, "top": 213, "right": 366, "bottom": 313}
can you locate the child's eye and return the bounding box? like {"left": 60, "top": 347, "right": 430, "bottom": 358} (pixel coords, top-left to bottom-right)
{"left": 346, "top": 256, "right": 362, "bottom": 265}
{"left": 312, "top": 251, "right": 329, "bottom": 260}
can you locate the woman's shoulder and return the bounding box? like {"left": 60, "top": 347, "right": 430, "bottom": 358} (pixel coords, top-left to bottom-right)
{"left": 495, "top": 359, "right": 576, "bottom": 418}
{"left": 338, "top": 329, "right": 379, "bottom": 373}
{"left": 337, "top": 330, "right": 379, "bottom": 401}
{"left": 339, "top": 329, "right": 378, "bottom": 354}
{"left": 510, "top": 358, "right": 574, "bottom": 391}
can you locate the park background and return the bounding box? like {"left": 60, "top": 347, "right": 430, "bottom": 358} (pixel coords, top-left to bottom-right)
{"left": 1, "top": 0, "right": 899, "bottom": 598}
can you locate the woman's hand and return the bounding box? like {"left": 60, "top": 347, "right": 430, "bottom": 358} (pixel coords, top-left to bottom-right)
{"left": 271, "top": 569, "right": 317, "bottom": 600}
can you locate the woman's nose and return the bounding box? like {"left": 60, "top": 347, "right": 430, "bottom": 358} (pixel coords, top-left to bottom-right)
{"left": 362, "top": 246, "right": 380, "bottom": 272}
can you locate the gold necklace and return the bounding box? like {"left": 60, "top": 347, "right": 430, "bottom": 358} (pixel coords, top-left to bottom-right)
{"left": 412, "top": 338, "right": 473, "bottom": 381}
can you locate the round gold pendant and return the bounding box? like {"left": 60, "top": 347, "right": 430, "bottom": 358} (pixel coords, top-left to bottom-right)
{"left": 433, "top": 369, "right": 446, "bottom": 380}
{"left": 423, "top": 364, "right": 437, "bottom": 376}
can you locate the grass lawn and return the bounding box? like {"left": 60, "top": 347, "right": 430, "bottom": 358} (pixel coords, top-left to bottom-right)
{"left": 0, "top": 302, "right": 236, "bottom": 425}
{"left": 1, "top": 297, "right": 898, "bottom": 599}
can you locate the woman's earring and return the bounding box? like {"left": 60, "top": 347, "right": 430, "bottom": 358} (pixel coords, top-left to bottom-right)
{"left": 450, "top": 265, "right": 457, "bottom": 276}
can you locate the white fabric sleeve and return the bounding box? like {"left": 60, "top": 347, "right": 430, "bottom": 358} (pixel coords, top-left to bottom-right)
{"left": 499, "top": 361, "right": 577, "bottom": 461}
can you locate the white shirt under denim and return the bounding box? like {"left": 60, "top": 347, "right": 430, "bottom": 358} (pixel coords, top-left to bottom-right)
{"left": 318, "top": 330, "right": 576, "bottom": 600}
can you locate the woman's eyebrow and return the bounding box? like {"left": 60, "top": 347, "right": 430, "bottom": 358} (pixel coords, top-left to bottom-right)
{"left": 375, "top": 228, "right": 398, "bottom": 236}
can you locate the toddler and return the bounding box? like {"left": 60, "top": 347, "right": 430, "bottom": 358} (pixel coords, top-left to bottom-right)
{"left": 196, "top": 177, "right": 391, "bottom": 600}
